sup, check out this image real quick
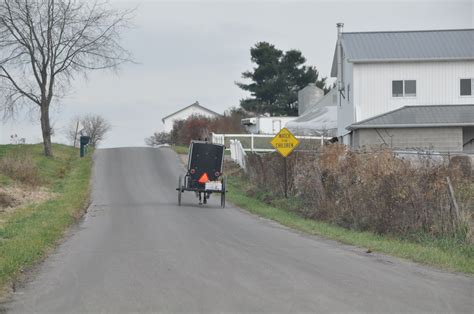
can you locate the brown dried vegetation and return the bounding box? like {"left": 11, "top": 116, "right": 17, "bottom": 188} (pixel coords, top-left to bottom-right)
{"left": 0, "top": 149, "right": 54, "bottom": 214}
{"left": 246, "top": 145, "right": 473, "bottom": 241}
{"left": 171, "top": 108, "right": 248, "bottom": 145}
{"left": 0, "top": 150, "right": 39, "bottom": 186}
{"left": 0, "top": 190, "right": 17, "bottom": 208}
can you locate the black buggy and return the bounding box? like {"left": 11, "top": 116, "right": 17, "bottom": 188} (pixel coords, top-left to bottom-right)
{"left": 177, "top": 141, "right": 226, "bottom": 207}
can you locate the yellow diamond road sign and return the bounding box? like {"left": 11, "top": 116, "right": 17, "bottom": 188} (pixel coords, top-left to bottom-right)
{"left": 270, "top": 128, "right": 300, "bottom": 157}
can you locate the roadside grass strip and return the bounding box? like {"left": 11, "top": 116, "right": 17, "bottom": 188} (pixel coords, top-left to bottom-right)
{"left": 172, "top": 144, "right": 230, "bottom": 156}
{"left": 227, "top": 176, "right": 474, "bottom": 275}
{"left": 171, "top": 145, "right": 189, "bottom": 155}
{"left": 0, "top": 144, "right": 92, "bottom": 293}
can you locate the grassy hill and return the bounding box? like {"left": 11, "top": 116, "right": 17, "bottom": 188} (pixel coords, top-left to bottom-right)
{"left": 0, "top": 144, "right": 92, "bottom": 299}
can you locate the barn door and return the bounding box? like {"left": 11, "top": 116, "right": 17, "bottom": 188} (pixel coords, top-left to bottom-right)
{"left": 272, "top": 120, "right": 281, "bottom": 133}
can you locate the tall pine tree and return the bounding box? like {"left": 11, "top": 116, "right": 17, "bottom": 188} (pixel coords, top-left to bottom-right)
{"left": 237, "top": 42, "right": 328, "bottom": 116}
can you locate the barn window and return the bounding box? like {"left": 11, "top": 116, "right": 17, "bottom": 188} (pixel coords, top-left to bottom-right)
{"left": 392, "top": 80, "right": 416, "bottom": 97}
{"left": 404, "top": 80, "right": 416, "bottom": 97}
{"left": 460, "top": 79, "right": 472, "bottom": 96}
{"left": 392, "top": 81, "right": 403, "bottom": 97}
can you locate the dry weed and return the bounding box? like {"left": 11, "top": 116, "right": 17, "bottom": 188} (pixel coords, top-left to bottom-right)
{"left": 246, "top": 145, "right": 472, "bottom": 239}
{"left": 0, "top": 150, "right": 39, "bottom": 186}
{"left": 0, "top": 190, "right": 17, "bottom": 209}
{"left": 0, "top": 185, "right": 53, "bottom": 213}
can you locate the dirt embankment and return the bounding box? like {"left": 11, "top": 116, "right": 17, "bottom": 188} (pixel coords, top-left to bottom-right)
{"left": 0, "top": 146, "right": 56, "bottom": 218}
{"left": 0, "top": 185, "right": 55, "bottom": 215}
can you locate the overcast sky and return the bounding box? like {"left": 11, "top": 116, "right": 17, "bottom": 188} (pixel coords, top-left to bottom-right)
{"left": 1, "top": 0, "right": 472, "bottom": 148}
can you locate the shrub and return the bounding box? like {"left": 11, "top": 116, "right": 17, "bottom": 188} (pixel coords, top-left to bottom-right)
{"left": 449, "top": 155, "right": 472, "bottom": 179}
{"left": 0, "top": 150, "right": 39, "bottom": 186}
{"left": 169, "top": 107, "right": 249, "bottom": 146}
{"left": 145, "top": 132, "right": 171, "bottom": 146}
{"left": 245, "top": 145, "right": 473, "bottom": 240}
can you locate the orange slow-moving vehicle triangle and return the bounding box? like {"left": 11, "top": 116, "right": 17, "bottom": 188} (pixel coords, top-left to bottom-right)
{"left": 198, "top": 173, "right": 209, "bottom": 184}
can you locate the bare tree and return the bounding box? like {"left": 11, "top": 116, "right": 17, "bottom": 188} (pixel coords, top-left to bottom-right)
{"left": 79, "top": 114, "right": 110, "bottom": 148}
{"left": 0, "top": 0, "right": 133, "bottom": 156}
{"left": 145, "top": 132, "right": 171, "bottom": 147}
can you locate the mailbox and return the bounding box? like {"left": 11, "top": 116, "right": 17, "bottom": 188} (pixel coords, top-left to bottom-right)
{"left": 80, "top": 135, "right": 90, "bottom": 157}
{"left": 80, "top": 136, "right": 90, "bottom": 145}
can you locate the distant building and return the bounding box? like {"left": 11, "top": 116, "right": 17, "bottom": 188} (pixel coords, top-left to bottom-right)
{"left": 241, "top": 84, "right": 330, "bottom": 135}
{"left": 287, "top": 88, "right": 338, "bottom": 137}
{"left": 331, "top": 24, "right": 474, "bottom": 152}
{"left": 162, "top": 101, "right": 221, "bottom": 133}
{"left": 241, "top": 116, "right": 297, "bottom": 134}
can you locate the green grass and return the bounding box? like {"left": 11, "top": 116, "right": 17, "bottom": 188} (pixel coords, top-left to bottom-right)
{"left": 171, "top": 145, "right": 189, "bottom": 155}
{"left": 220, "top": 136, "right": 323, "bottom": 151}
{"left": 227, "top": 175, "right": 474, "bottom": 274}
{"left": 172, "top": 144, "right": 231, "bottom": 155}
{"left": 0, "top": 144, "right": 92, "bottom": 294}
{"left": 0, "top": 174, "right": 12, "bottom": 186}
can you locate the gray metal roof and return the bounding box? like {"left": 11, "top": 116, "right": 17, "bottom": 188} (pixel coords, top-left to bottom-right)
{"left": 287, "top": 89, "right": 338, "bottom": 136}
{"left": 348, "top": 105, "right": 474, "bottom": 130}
{"left": 331, "top": 29, "right": 474, "bottom": 76}
{"left": 286, "top": 106, "right": 337, "bottom": 136}
{"left": 161, "top": 101, "right": 221, "bottom": 122}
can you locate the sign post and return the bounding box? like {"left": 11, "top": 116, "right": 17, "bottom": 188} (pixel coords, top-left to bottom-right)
{"left": 270, "top": 128, "right": 300, "bottom": 198}
{"left": 283, "top": 156, "right": 288, "bottom": 198}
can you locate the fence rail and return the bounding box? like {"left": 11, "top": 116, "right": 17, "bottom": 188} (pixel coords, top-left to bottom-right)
{"left": 229, "top": 139, "right": 246, "bottom": 171}
{"left": 211, "top": 132, "right": 330, "bottom": 153}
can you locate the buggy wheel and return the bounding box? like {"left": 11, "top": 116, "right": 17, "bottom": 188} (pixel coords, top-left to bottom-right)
{"left": 178, "top": 175, "right": 183, "bottom": 206}
{"left": 221, "top": 176, "right": 226, "bottom": 208}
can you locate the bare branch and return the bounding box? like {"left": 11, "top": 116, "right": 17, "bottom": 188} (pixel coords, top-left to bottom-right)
{"left": 0, "top": 66, "right": 40, "bottom": 104}
{"left": 0, "top": 0, "right": 133, "bottom": 156}
{"left": 77, "top": 113, "right": 111, "bottom": 148}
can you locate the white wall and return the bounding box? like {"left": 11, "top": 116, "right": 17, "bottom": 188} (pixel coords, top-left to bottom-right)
{"left": 336, "top": 53, "right": 354, "bottom": 137}
{"left": 163, "top": 106, "right": 219, "bottom": 132}
{"left": 353, "top": 60, "right": 474, "bottom": 122}
{"left": 245, "top": 117, "right": 297, "bottom": 134}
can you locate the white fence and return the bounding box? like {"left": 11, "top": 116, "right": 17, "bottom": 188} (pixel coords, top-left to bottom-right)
{"left": 229, "top": 139, "right": 247, "bottom": 171}
{"left": 211, "top": 133, "right": 329, "bottom": 153}
{"left": 211, "top": 133, "right": 225, "bottom": 145}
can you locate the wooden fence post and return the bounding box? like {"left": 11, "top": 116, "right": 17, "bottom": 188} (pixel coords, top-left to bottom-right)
{"left": 251, "top": 133, "right": 254, "bottom": 153}
{"left": 446, "top": 176, "right": 460, "bottom": 226}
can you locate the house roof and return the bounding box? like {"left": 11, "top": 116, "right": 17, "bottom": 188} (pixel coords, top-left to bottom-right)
{"left": 286, "top": 106, "right": 338, "bottom": 136}
{"left": 331, "top": 28, "right": 474, "bottom": 76}
{"left": 348, "top": 105, "right": 474, "bottom": 130}
{"left": 291, "top": 89, "right": 337, "bottom": 123}
{"left": 286, "top": 89, "right": 338, "bottom": 136}
{"left": 161, "top": 102, "right": 221, "bottom": 123}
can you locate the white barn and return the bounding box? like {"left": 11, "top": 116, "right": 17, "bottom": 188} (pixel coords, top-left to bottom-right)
{"left": 332, "top": 25, "right": 474, "bottom": 152}
{"left": 162, "top": 101, "right": 221, "bottom": 132}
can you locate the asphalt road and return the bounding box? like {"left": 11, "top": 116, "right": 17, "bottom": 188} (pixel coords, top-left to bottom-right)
{"left": 3, "top": 147, "right": 473, "bottom": 313}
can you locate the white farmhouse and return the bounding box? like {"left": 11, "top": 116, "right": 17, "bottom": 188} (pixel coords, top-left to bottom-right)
{"left": 332, "top": 24, "right": 474, "bottom": 152}
{"left": 162, "top": 101, "right": 221, "bottom": 132}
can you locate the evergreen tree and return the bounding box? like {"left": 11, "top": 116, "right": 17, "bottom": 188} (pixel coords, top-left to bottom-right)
{"left": 237, "top": 42, "right": 328, "bottom": 116}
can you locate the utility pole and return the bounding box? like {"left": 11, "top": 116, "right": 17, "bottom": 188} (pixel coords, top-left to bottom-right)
{"left": 73, "top": 120, "right": 80, "bottom": 148}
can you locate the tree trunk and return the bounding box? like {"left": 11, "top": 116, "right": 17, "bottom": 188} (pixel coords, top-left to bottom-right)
{"left": 40, "top": 102, "right": 53, "bottom": 157}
